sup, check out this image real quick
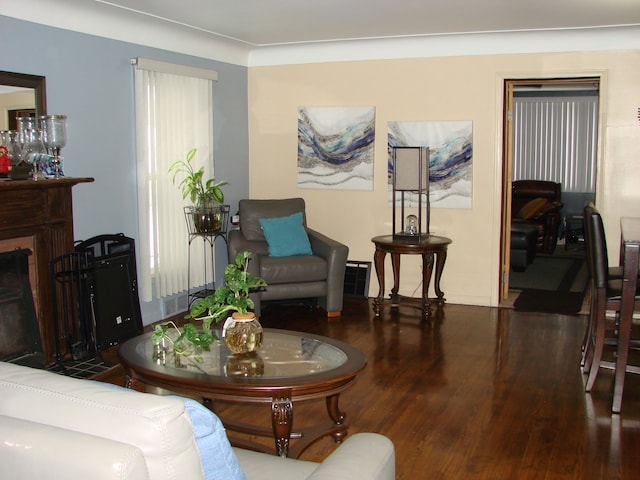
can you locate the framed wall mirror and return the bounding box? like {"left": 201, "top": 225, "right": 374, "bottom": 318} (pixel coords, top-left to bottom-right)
{"left": 0, "top": 71, "right": 47, "bottom": 130}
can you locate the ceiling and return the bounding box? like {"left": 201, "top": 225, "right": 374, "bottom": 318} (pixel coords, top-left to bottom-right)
{"left": 95, "top": 0, "right": 640, "bottom": 47}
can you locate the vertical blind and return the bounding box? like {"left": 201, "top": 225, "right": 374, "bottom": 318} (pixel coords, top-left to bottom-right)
{"left": 512, "top": 92, "right": 598, "bottom": 193}
{"left": 133, "top": 58, "right": 216, "bottom": 302}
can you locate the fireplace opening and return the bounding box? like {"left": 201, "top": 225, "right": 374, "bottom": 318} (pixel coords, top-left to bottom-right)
{"left": 0, "top": 248, "right": 45, "bottom": 368}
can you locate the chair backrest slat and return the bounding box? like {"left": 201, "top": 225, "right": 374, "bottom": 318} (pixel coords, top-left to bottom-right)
{"left": 584, "top": 203, "right": 609, "bottom": 288}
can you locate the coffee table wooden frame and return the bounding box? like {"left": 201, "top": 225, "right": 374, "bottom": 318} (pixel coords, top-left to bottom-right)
{"left": 118, "top": 328, "right": 367, "bottom": 458}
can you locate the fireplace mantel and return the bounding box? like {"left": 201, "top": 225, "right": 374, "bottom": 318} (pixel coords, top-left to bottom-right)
{"left": 0, "top": 177, "right": 94, "bottom": 364}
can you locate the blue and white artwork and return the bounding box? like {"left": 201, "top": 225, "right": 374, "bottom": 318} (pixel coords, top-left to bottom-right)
{"left": 298, "top": 106, "right": 375, "bottom": 190}
{"left": 388, "top": 121, "right": 473, "bottom": 208}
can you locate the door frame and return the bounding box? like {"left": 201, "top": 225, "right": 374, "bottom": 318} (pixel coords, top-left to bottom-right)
{"left": 499, "top": 76, "right": 602, "bottom": 303}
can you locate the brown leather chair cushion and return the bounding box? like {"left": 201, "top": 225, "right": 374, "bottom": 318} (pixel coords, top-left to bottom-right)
{"left": 516, "top": 197, "right": 548, "bottom": 220}
{"left": 532, "top": 200, "right": 563, "bottom": 219}
{"left": 512, "top": 180, "right": 561, "bottom": 214}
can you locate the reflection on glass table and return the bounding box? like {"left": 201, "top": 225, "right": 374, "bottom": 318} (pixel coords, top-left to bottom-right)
{"left": 119, "top": 328, "right": 366, "bottom": 458}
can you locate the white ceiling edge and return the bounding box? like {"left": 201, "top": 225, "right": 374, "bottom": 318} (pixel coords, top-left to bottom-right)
{"left": 0, "top": 0, "right": 251, "bottom": 66}
{"left": 249, "top": 26, "right": 640, "bottom": 67}
{"left": 1, "top": 1, "right": 639, "bottom": 68}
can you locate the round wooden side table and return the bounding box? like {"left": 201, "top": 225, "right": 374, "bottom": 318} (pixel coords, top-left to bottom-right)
{"left": 371, "top": 234, "right": 452, "bottom": 319}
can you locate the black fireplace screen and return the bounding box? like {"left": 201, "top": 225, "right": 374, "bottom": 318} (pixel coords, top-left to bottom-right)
{"left": 50, "top": 234, "right": 143, "bottom": 363}
{"left": 0, "top": 248, "right": 45, "bottom": 368}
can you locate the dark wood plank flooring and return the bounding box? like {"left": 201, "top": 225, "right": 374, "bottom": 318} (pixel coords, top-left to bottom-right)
{"left": 95, "top": 298, "right": 640, "bottom": 479}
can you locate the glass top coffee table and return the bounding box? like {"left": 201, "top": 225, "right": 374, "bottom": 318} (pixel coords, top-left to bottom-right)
{"left": 118, "top": 328, "right": 367, "bottom": 458}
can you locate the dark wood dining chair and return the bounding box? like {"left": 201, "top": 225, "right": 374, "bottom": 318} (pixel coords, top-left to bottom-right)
{"left": 582, "top": 204, "right": 640, "bottom": 395}
{"left": 581, "top": 204, "right": 619, "bottom": 370}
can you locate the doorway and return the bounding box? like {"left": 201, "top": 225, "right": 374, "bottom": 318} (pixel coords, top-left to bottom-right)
{"left": 500, "top": 77, "right": 600, "bottom": 304}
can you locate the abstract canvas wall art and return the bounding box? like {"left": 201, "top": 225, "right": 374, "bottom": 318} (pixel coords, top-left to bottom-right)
{"left": 298, "top": 106, "right": 375, "bottom": 190}
{"left": 388, "top": 121, "right": 473, "bottom": 209}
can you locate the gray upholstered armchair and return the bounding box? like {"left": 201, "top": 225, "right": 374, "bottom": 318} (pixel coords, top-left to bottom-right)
{"left": 227, "top": 198, "right": 349, "bottom": 318}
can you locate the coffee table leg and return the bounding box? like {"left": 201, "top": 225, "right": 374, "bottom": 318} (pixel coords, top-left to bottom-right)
{"left": 326, "top": 394, "right": 347, "bottom": 443}
{"left": 272, "top": 392, "right": 294, "bottom": 458}
{"left": 123, "top": 370, "right": 145, "bottom": 392}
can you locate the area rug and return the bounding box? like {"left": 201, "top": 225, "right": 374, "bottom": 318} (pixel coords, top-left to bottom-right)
{"left": 513, "top": 289, "right": 585, "bottom": 314}
{"left": 512, "top": 253, "right": 588, "bottom": 314}
{"left": 510, "top": 255, "right": 586, "bottom": 292}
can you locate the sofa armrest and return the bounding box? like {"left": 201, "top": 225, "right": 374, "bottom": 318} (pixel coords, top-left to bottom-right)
{"left": 307, "top": 433, "right": 395, "bottom": 480}
{"left": 307, "top": 229, "right": 348, "bottom": 260}
{"left": 232, "top": 448, "right": 319, "bottom": 480}
{"left": 0, "top": 415, "right": 149, "bottom": 480}
{"left": 0, "top": 362, "right": 204, "bottom": 480}
{"left": 307, "top": 228, "right": 349, "bottom": 314}
{"left": 232, "top": 433, "right": 394, "bottom": 480}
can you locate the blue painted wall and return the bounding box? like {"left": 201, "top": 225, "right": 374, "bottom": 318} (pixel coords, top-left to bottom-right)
{"left": 0, "top": 15, "right": 249, "bottom": 323}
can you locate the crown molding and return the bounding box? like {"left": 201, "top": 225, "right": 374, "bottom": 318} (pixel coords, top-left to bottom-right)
{"left": 0, "top": 0, "right": 251, "bottom": 66}
{"left": 249, "top": 26, "right": 640, "bottom": 66}
{"left": 2, "top": 1, "right": 639, "bottom": 68}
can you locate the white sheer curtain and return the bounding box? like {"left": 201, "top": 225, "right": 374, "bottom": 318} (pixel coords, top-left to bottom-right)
{"left": 133, "top": 60, "right": 215, "bottom": 302}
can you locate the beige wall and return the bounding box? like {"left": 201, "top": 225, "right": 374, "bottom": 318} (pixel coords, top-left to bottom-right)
{"left": 248, "top": 49, "right": 640, "bottom": 307}
{"left": 0, "top": 91, "right": 34, "bottom": 130}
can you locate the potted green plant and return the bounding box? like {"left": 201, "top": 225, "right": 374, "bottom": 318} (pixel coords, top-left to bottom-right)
{"left": 150, "top": 251, "right": 266, "bottom": 360}
{"left": 188, "top": 251, "right": 267, "bottom": 354}
{"left": 169, "top": 148, "right": 228, "bottom": 234}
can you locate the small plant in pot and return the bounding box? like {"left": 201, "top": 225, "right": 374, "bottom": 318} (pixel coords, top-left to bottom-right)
{"left": 169, "top": 148, "right": 228, "bottom": 234}
{"left": 188, "top": 251, "right": 267, "bottom": 354}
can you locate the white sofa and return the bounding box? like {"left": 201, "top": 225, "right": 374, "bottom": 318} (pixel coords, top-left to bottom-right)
{"left": 0, "top": 362, "right": 395, "bottom": 480}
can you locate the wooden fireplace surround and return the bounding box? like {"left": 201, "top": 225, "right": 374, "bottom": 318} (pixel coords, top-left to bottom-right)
{"left": 0, "top": 178, "right": 93, "bottom": 364}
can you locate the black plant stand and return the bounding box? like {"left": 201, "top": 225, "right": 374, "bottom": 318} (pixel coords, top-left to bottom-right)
{"left": 184, "top": 205, "right": 230, "bottom": 306}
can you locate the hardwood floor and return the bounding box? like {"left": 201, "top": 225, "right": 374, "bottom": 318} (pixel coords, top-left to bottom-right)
{"left": 96, "top": 298, "right": 640, "bottom": 479}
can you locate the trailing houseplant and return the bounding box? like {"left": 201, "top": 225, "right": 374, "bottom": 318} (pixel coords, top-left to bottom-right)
{"left": 188, "top": 251, "right": 267, "bottom": 354}
{"left": 151, "top": 251, "right": 267, "bottom": 360}
{"left": 151, "top": 320, "right": 215, "bottom": 363}
{"left": 169, "top": 148, "right": 228, "bottom": 233}
{"left": 188, "top": 251, "right": 267, "bottom": 325}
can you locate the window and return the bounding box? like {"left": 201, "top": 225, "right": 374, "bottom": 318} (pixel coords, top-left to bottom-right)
{"left": 133, "top": 58, "right": 217, "bottom": 302}
{"left": 512, "top": 86, "right": 599, "bottom": 193}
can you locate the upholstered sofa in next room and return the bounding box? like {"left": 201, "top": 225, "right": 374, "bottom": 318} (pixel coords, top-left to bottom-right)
{"left": 0, "top": 362, "right": 395, "bottom": 480}
{"left": 511, "top": 180, "right": 563, "bottom": 254}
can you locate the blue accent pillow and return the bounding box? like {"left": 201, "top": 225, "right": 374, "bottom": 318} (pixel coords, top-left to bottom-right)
{"left": 177, "top": 397, "right": 246, "bottom": 480}
{"left": 259, "top": 212, "right": 313, "bottom": 257}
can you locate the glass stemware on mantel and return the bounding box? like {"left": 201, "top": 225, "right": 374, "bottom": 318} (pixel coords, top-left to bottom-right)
{"left": 20, "top": 127, "right": 47, "bottom": 181}
{"left": 15, "top": 117, "right": 46, "bottom": 181}
{"left": 41, "top": 115, "right": 67, "bottom": 179}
